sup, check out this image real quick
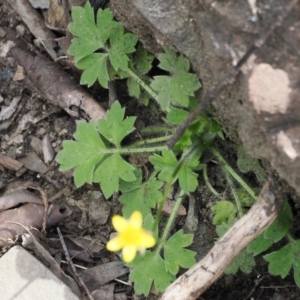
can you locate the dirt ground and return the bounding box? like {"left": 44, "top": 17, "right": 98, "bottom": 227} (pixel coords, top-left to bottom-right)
{"left": 1, "top": 0, "right": 300, "bottom": 299}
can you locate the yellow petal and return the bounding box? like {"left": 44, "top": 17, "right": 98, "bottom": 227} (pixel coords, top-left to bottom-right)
{"left": 106, "top": 236, "right": 123, "bottom": 251}
{"left": 112, "top": 215, "right": 128, "bottom": 233}
{"left": 129, "top": 211, "right": 142, "bottom": 229}
{"left": 122, "top": 245, "right": 137, "bottom": 262}
{"left": 139, "top": 231, "right": 156, "bottom": 248}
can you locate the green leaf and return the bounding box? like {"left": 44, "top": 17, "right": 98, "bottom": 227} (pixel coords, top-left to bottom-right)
{"left": 211, "top": 200, "right": 236, "bottom": 225}
{"left": 248, "top": 201, "right": 293, "bottom": 256}
{"left": 128, "top": 251, "right": 175, "bottom": 296}
{"left": 109, "top": 23, "right": 138, "bottom": 71}
{"left": 225, "top": 249, "right": 256, "bottom": 275}
{"left": 76, "top": 53, "right": 109, "bottom": 88}
{"left": 167, "top": 108, "right": 189, "bottom": 125}
{"left": 93, "top": 153, "right": 135, "bottom": 198}
{"left": 56, "top": 101, "right": 136, "bottom": 196}
{"left": 164, "top": 230, "right": 196, "bottom": 275}
{"left": 127, "top": 45, "right": 154, "bottom": 105}
{"left": 264, "top": 240, "right": 300, "bottom": 286}
{"left": 215, "top": 215, "right": 237, "bottom": 237}
{"left": 119, "top": 168, "right": 163, "bottom": 218}
{"left": 56, "top": 121, "right": 107, "bottom": 186}
{"left": 68, "top": 5, "right": 137, "bottom": 88}
{"left": 150, "top": 46, "right": 201, "bottom": 111}
{"left": 98, "top": 101, "right": 136, "bottom": 146}
{"left": 149, "top": 149, "right": 199, "bottom": 194}
{"left": 68, "top": 4, "right": 115, "bottom": 62}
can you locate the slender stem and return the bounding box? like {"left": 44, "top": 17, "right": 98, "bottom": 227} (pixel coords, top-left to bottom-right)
{"left": 211, "top": 147, "right": 257, "bottom": 201}
{"left": 141, "top": 126, "right": 173, "bottom": 135}
{"left": 286, "top": 232, "right": 295, "bottom": 243}
{"left": 129, "top": 135, "right": 172, "bottom": 147}
{"left": 118, "top": 145, "right": 167, "bottom": 154}
{"left": 152, "top": 178, "right": 174, "bottom": 232}
{"left": 203, "top": 164, "right": 220, "bottom": 196}
{"left": 155, "top": 189, "right": 185, "bottom": 255}
{"left": 223, "top": 168, "right": 243, "bottom": 218}
{"left": 126, "top": 68, "right": 158, "bottom": 101}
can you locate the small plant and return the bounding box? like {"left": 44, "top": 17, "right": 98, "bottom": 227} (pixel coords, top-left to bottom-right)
{"left": 57, "top": 2, "right": 300, "bottom": 297}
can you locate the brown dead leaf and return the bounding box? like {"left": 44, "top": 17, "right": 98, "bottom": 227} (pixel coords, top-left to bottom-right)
{"left": 91, "top": 283, "right": 115, "bottom": 300}
{"left": 0, "top": 190, "right": 42, "bottom": 212}
{"left": 0, "top": 154, "right": 23, "bottom": 171}
{"left": 81, "top": 261, "right": 129, "bottom": 291}
{"left": 0, "top": 203, "right": 72, "bottom": 248}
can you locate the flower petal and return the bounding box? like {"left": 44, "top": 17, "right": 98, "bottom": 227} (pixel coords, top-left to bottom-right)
{"left": 129, "top": 211, "right": 142, "bottom": 229}
{"left": 112, "top": 215, "right": 128, "bottom": 233}
{"left": 122, "top": 245, "right": 137, "bottom": 262}
{"left": 106, "top": 236, "right": 123, "bottom": 251}
{"left": 140, "top": 231, "right": 156, "bottom": 248}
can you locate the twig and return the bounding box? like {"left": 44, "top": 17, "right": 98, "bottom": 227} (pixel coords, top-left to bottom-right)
{"left": 57, "top": 227, "right": 94, "bottom": 300}
{"left": 166, "top": 0, "right": 299, "bottom": 149}
{"left": 161, "top": 177, "right": 284, "bottom": 300}
{"left": 242, "top": 275, "right": 266, "bottom": 300}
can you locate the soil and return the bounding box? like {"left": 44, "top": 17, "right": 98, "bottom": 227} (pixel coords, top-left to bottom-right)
{"left": 0, "top": 0, "right": 300, "bottom": 300}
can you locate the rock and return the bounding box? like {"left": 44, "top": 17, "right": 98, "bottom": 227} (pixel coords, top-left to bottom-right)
{"left": 0, "top": 245, "right": 80, "bottom": 300}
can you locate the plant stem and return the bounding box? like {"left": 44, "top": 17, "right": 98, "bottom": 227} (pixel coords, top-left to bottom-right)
{"left": 155, "top": 189, "right": 185, "bottom": 255}
{"left": 126, "top": 68, "right": 158, "bottom": 101}
{"left": 129, "top": 135, "right": 172, "bottom": 147}
{"left": 118, "top": 145, "right": 167, "bottom": 154}
{"left": 203, "top": 164, "right": 220, "bottom": 196}
{"left": 141, "top": 126, "right": 173, "bottom": 136}
{"left": 286, "top": 232, "right": 295, "bottom": 243}
{"left": 211, "top": 147, "right": 257, "bottom": 201}
{"left": 223, "top": 168, "right": 243, "bottom": 218}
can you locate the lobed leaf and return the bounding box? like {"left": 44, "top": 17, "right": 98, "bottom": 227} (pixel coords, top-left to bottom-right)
{"left": 56, "top": 101, "right": 136, "bottom": 198}
{"left": 128, "top": 251, "right": 175, "bottom": 296}
{"left": 248, "top": 201, "right": 293, "bottom": 256}
{"left": 211, "top": 200, "right": 236, "bottom": 225}
{"left": 264, "top": 240, "right": 300, "bottom": 286}
{"left": 119, "top": 169, "right": 163, "bottom": 218}
{"left": 150, "top": 149, "right": 200, "bottom": 194}
{"left": 164, "top": 230, "right": 196, "bottom": 274}
{"left": 98, "top": 101, "right": 136, "bottom": 146}
{"left": 150, "top": 46, "right": 201, "bottom": 111}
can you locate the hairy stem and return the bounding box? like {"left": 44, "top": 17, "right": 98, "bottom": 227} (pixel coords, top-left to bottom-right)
{"left": 211, "top": 147, "right": 257, "bottom": 201}
{"left": 155, "top": 189, "right": 185, "bottom": 255}
{"left": 203, "top": 164, "right": 220, "bottom": 196}
{"left": 223, "top": 168, "right": 243, "bottom": 218}
{"left": 126, "top": 68, "right": 158, "bottom": 101}
{"left": 129, "top": 135, "right": 172, "bottom": 147}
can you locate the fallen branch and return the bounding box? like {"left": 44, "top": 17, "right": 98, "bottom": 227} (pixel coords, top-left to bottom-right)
{"left": 5, "top": 30, "right": 106, "bottom": 121}
{"left": 8, "top": 0, "right": 58, "bottom": 60}
{"left": 161, "top": 177, "right": 284, "bottom": 300}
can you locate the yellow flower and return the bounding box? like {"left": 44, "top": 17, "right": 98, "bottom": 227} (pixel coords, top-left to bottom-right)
{"left": 106, "top": 211, "right": 156, "bottom": 262}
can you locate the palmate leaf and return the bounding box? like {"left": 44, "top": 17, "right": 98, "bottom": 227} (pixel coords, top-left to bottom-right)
{"left": 68, "top": 3, "right": 137, "bottom": 88}
{"left": 98, "top": 101, "right": 136, "bottom": 146}
{"left": 248, "top": 201, "right": 293, "bottom": 256}
{"left": 119, "top": 168, "right": 163, "bottom": 218}
{"left": 128, "top": 251, "right": 175, "bottom": 296}
{"left": 149, "top": 149, "right": 200, "bottom": 194}
{"left": 68, "top": 4, "right": 117, "bottom": 63}
{"left": 56, "top": 101, "right": 136, "bottom": 198}
{"left": 264, "top": 240, "right": 300, "bottom": 287}
{"left": 150, "top": 46, "right": 201, "bottom": 111}
{"left": 216, "top": 216, "right": 256, "bottom": 274}
{"left": 164, "top": 230, "right": 196, "bottom": 274}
